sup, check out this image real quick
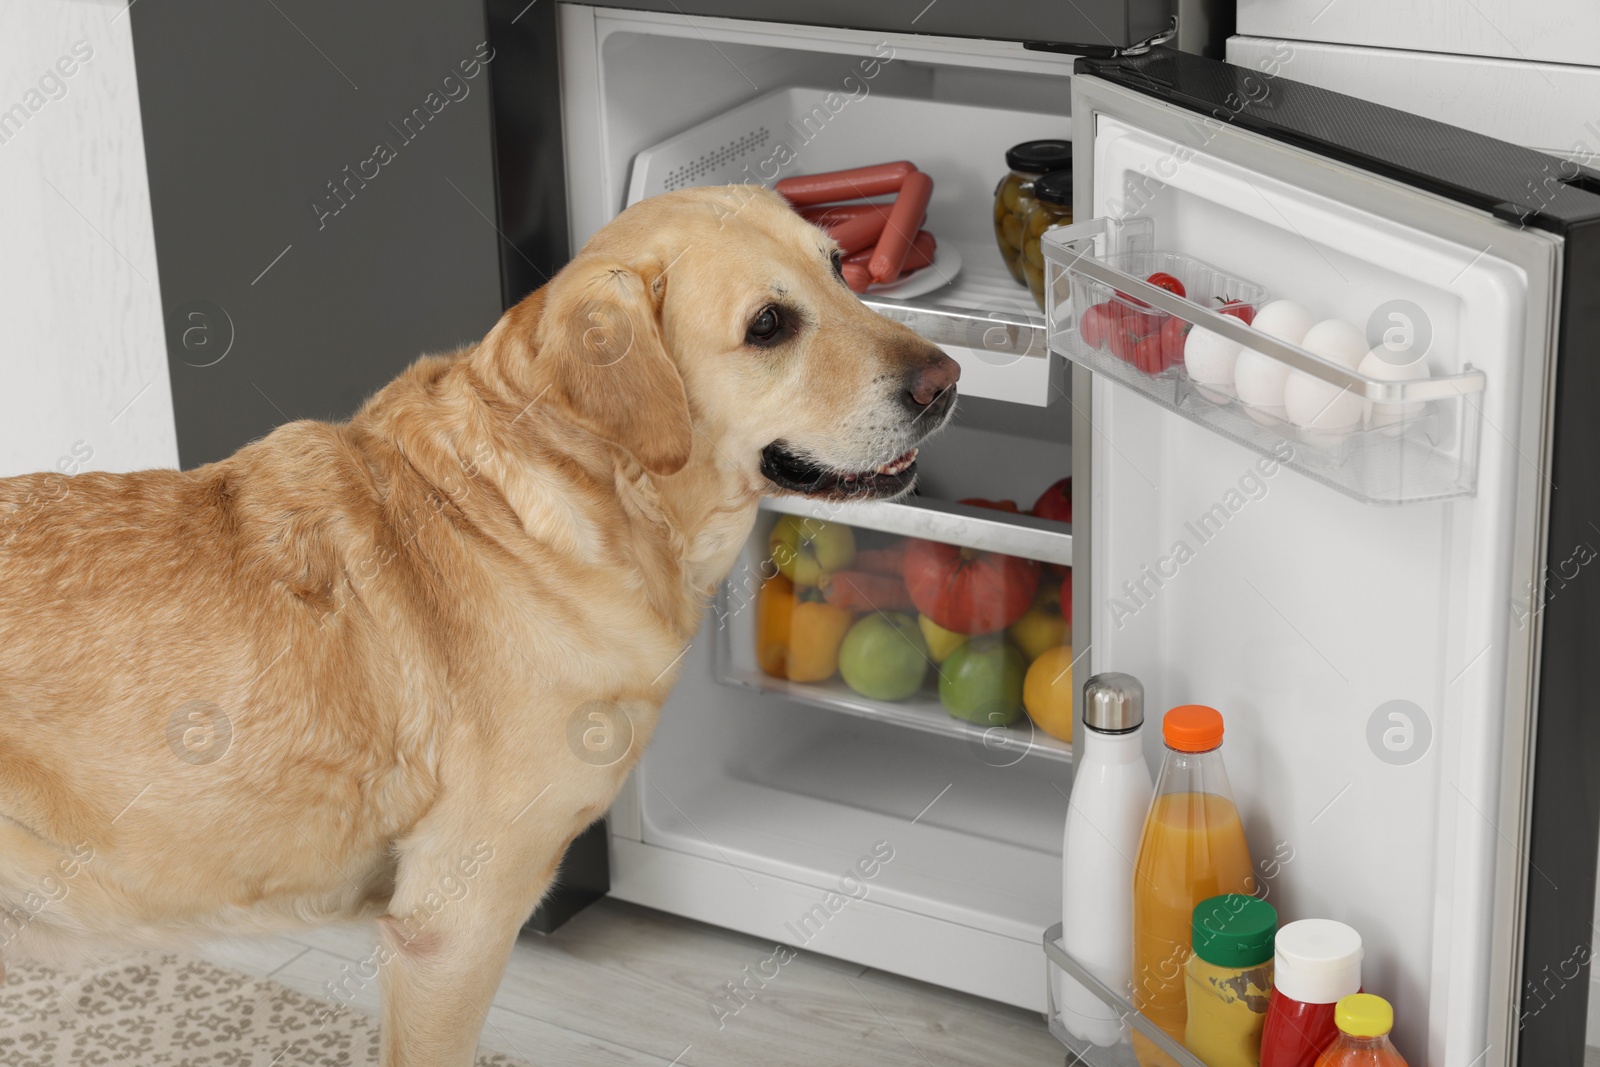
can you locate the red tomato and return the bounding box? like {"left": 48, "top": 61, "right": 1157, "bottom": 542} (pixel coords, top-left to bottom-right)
{"left": 1217, "top": 299, "right": 1255, "bottom": 325}
{"left": 1160, "top": 315, "right": 1193, "bottom": 371}
{"left": 902, "top": 538, "right": 1041, "bottom": 635}
{"left": 1079, "top": 302, "right": 1120, "bottom": 349}
{"left": 1132, "top": 334, "right": 1164, "bottom": 375}
{"left": 1146, "top": 271, "right": 1186, "bottom": 298}
{"left": 1030, "top": 478, "right": 1071, "bottom": 525}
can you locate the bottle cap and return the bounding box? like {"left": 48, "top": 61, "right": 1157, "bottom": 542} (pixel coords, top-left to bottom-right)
{"left": 1273, "top": 919, "right": 1364, "bottom": 1004}
{"left": 1082, "top": 672, "right": 1143, "bottom": 733}
{"left": 1034, "top": 170, "right": 1073, "bottom": 206}
{"left": 1335, "top": 993, "right": 1393, "bottom": 1038}
{"left": 1162, "top": 705, "right": 1224, "bottom": 752}
{"left": 1005, "top": 139, "right": 1073, "bottom": 174}
{"left": 1191, "top": 895, "right": 1277, "bottom": 969}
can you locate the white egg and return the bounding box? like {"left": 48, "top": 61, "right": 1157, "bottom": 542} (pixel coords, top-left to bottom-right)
{"left": 1358, "top": 347, "right": 1430, "bottom": 424}
{"left": 1285, "top": 373, "right": 1363, "bottom": 431}
{"left": 1183, "top": 327, "right": 1242, "bottom": 385}
{"left": 1233, "top": 300, "right": 1314, "bottom": 410}
{"left": 1251, "top": 300, "right": 1316, "bottom": 346}
{"left": 1300, "top": 319, "right": 1369, "bottom": 369}
{"left": 1234, "top": 350, "right": 1291, "bottom": 409}
{"left": 1281, "top": 319, "right": 1368, "bottom": 431}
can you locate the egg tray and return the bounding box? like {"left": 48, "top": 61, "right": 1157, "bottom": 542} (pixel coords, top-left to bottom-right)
{"left": 1040, "top": 230, "right": 1487, "bottom": 506}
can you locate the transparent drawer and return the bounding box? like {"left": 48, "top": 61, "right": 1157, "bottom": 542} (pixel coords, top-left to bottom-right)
{"left": 1043, "top": 923, "right": 1208, "bottom": 1067}
{"left": 1041, "top": 219, "right": 1487, "bottom": 506}
{"left": 713, "top": 495, "right": 1075, "bottom": 765}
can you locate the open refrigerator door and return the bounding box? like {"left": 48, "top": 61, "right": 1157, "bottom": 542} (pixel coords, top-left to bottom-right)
{"left": 1037, "top": 51, "right": 1591, "bottom": 1067}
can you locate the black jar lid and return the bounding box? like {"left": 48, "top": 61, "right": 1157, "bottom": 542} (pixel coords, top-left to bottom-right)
{"left": 1034, "top": 169, "right": 1074, "bottom": 205}
{"left": 1005, "top": 139, "right": 1073, "bottom": 174}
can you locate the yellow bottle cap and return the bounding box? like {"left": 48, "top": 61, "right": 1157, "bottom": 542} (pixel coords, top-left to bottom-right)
{"left": 1335, "top": 993, "right": 1394, "bottom": 1038}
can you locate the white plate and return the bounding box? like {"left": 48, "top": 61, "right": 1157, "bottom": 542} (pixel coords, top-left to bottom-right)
{"left": 864, "top": 244, "right": 963, "bottom": 300}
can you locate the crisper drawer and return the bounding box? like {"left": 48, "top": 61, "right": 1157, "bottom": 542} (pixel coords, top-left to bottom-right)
{"left": 714, "top": 492, "right": 1076, "bottom": 766}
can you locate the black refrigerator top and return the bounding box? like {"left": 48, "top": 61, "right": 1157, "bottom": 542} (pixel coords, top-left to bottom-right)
{"left": 1076, "top": 48, "right": 1600, "bottom": 235}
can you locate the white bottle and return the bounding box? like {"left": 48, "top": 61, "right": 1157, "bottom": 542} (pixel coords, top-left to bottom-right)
{"left": 1057, "top": 672, "right": 1155, "bottom": 1047}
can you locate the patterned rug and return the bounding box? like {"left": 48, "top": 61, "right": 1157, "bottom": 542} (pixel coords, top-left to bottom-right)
{"left": 0, "top": 951, "right": 529, "bottom": 1066}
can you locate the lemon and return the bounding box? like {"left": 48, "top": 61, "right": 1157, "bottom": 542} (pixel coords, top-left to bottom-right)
{"left": 917, "top": 614, "right": 968, "bottom": 663}
{"left": 1023, "top": 645, "right": 1075, "bottom": 743}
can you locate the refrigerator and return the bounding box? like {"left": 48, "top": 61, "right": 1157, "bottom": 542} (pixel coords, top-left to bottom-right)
{"left": 503, "top": 8, "right": 1600, "bottom": 1064}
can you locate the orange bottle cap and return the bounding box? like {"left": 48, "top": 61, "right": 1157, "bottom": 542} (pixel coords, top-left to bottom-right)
{"left": 1163, "top": 705, "right": 1225, "bottom": 752}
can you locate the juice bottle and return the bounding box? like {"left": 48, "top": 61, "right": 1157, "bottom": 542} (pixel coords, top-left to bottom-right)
{"left": 1132, "top": 705, "right": 1255, "bottom": 1067}
{"left": 1312, "top": 994, "right": 1409, "bottom": 1066}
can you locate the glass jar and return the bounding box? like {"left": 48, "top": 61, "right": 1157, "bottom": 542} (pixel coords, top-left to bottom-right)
{"left": 1023, "top": 169, "right": 1073, "bottom": 310}
{"left": 993, "top": 139, "right": 1072, "bottom": 288}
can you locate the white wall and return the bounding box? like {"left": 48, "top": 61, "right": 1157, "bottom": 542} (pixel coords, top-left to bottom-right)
{"left": 0, "top": 1, "right": 177, "bottom": 479}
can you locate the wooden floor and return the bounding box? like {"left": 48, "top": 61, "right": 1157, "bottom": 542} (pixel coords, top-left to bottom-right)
{"left": 194, "top": 898, "right": 1065, "bottom": 1067}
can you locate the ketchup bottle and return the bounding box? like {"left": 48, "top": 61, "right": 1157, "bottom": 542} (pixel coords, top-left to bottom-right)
{"left": 1260, "top": 919, "right": 1363, "bottom": 1067}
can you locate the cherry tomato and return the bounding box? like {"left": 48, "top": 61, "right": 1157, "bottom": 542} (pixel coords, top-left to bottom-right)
{"left": 1146, "top": 271, "right": 1186, "bottom": 298}
{"left": 1132, "top": 334, "right": 1164, "bottom": 375}
{"left": 1079, "top": 302, "right": 1118, "bottom": 349}
{"left": 1160, "top": 315, "right": 1193, "bottom": 371}
{"left": 1217, "top": 299, "right": 1255, "bottom": 325}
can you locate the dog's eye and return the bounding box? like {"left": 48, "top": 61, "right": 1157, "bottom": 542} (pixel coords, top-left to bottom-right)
{"left": 746, "top": 305, "right": 787, "bottom": 347}
{"left": 830, "top": 251, "right": 844, "bottom": 282}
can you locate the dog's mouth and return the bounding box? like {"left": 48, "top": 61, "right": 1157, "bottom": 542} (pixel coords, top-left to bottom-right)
{"left": 759, "top": 443, "right": 920, "bottom": 501}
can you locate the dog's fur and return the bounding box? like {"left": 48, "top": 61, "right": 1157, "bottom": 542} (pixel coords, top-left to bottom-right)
{"left": 0, "top": 186, "right": 957, "bottom": 1065}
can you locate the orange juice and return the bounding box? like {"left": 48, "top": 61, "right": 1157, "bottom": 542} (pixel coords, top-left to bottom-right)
{"left": 1132, "top": 706, "right": 1256, "bottom": 1067}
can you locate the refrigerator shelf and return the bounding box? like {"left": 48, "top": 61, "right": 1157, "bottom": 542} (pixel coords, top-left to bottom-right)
{"left": 1042, "top": 923, "right": 1208, "bottom": 1067}
{"left": 1041, "top": 224, "right": 1487, "bottom": 506}
{"left": 759, "top": 494, "right": 1072, "bottom": 569}
{"left": 716, "top": 664, "right": 1073, "bottom": 766}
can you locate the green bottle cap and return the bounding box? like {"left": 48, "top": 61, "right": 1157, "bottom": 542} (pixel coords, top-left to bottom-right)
{"left": 1191, "top": 895, "right": 1277, "bottom": 969}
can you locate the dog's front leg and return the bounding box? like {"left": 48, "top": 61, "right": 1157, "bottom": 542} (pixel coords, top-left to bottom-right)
{"left": 375, "top": 807, "right": 579, "bottom": 1067}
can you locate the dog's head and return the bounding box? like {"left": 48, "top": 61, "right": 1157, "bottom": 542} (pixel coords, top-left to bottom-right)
{"left": 497, "top": 185, "right": 958, "bottom": 501}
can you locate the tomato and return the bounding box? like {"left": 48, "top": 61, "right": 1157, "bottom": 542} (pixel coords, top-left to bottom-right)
{"left": 1030, "top": 477, "right": 1071, "bottom": 525}
{"left": 1146, "top": 271, "right": 1186, "bottom": 298}
{"left": 1217, "top": 299, "right": 1255, "bottom": 325}
{"left": 1160, "top": 315, "right": 1193, "bottom": 371}
{"left": 902, "top": 538, "right": 1041, "bottom": 635}
{"left": 1132, "top": 334, "right": 1164, "bottom": 375}
{"left": 1079, "top": 302, "right": 1119, "bottom": 349}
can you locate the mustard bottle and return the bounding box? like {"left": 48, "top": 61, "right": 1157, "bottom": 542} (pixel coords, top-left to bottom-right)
{"left": 1185, "top": 894, "right": 1278, "bottom": 1067}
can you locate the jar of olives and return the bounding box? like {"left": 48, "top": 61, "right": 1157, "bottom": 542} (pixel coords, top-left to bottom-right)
{"left": 993, "top": 139, "right": 1073, "bottom": 288}
{"left": 1023, "top": 169, "right": 1073, "bottom": 310}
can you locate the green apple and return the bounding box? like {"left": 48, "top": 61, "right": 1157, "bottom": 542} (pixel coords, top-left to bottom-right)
{"left": 769, "top": 515, "right": 855, "bottom": 586}
{"left": 839, "top": 612, "right": 929, "bottom": 701}
{"left": 939, "top": 637, "right": 1026, "bottom": 726}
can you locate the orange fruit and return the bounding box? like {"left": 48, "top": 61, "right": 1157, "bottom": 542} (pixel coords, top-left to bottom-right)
{"left": 1023, "top": 645, "right": 1075, "bottom": 743}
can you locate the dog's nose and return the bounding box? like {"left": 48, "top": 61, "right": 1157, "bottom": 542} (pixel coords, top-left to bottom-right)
{"left": 905, "top": 349, "right": 960, "bottom": 409}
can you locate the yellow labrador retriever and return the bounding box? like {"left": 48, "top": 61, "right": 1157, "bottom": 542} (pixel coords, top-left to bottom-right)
{"left": 0, "top": 185, "right": 957, "bottom": 1065}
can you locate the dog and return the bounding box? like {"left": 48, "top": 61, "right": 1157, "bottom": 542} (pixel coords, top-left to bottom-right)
{"left": 0, "top": 185, "right": 958, "bottom": 1065}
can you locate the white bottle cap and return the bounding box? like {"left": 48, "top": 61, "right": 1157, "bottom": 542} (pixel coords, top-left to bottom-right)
{"left": 1273, "top": 919, "right": 1363, "bottom": 1004}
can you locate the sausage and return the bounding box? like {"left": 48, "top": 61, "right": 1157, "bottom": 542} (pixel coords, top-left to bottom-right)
{"left": 867, "top": 171, "right": 935, "bottom": 284}
{"left": 841, "top": 262, "right": 873, "bottom": 293}
{"left": 776, "top": 161, "right": 918, "bottom": 207}
{"left": 799, "top": 202, "right": 888, "bottom": 223}
{"left": 826, "top": 207, "right": 890, "bottom": 255}
{"left": 846, "top": 230, "right": 935, "bottom": 273}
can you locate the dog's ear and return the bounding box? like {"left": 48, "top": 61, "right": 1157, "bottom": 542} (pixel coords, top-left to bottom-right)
{"left": 514, "top": 256, "right": 692, "bottom": 476}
